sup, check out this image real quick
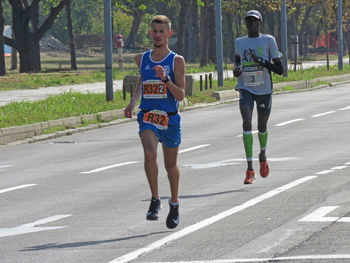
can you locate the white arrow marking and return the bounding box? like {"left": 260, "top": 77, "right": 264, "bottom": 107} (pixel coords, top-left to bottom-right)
{"left": 179, "top": 144, "right": 210, "bottom": 154}
{"left": 311, "top": 111, "right": 336, "bottom": 118}
{"left": 0, "top": 184, "right": 37, "bottom": 194}
{"left": 0, "top": 215, "right": 71, "bottom": 238}
{"left": 275, "top": 118, "right": 304, "bottom": 127}
{"left": 299, "top": 206, "right": 350, "bottom": 222}
{"left": 81, "top": 161, "right": 139, "bottom": 174}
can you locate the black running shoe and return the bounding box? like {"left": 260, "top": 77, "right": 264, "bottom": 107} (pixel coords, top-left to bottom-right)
{"left": 146, "top": 197, "right": 161, "bottom": 221}
{"left": 166, "top": 201, "right": 180, "bottom": 229}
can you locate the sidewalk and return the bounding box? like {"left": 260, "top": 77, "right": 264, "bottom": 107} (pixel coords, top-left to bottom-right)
{"left": 0, "top": 60, "right": 340, "bottom": 106}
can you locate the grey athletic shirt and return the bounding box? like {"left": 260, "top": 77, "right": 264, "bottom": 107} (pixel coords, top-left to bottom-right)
{"left": 235, "top": 34, "right": 282, "bottom": 95}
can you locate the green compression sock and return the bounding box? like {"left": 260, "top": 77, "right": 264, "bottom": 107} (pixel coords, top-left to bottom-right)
{"left": 258, "top": 131, "right": 268, "bottom": 151}
{"left": 243, "top": 131, "right": 253, "bottom": 161}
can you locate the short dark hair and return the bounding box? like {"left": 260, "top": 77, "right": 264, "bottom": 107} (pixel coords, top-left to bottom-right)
{"left": 151, "top": 15, "right": 171, "bottom": 31}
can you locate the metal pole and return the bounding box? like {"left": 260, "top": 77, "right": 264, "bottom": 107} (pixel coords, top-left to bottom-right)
{"left": 215, "top": 0, "right": 224, "bottom": 87}
{"left": 338, "top": 0, "right": 343, "bottom": 70}
{"left": 104, "top": 0, "right": 114, "bottom": 101}
{"left": 281, "top": 0, "right": 288, "bottom": 77}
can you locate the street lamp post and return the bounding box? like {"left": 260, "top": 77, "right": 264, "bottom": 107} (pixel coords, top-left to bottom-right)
{"left": 215, "top": 0, "right": 224, "bottom": 87}
{"left": 338, "top": 0, "right": 343, "bottom": 70}
{"left": 281, "top": 0, "right": 288, "bottom": 77}
{"left": 104, "top": 0, "right": 114, "bottom": 101}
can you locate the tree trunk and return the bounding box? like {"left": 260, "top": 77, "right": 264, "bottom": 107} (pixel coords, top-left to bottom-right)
{"left": 184, "top": 0, "right": 199, "bottom": 62}
{"left": 298, "top": 6, "right": 312, "bottom": 58}
{"left": 224, "top": 12, "right": 234, "bottom": 63}
{"left": 176, "top": 0, "right": 189, "bottom": 56}
{"left": 207, "top": 0, "right": 216, "bottom": 64}
{"left": 0, "top": 0, "right": 5, "bottom": 76}
{"left": 125, "top": 10, "right": 143, "bottom": 48}
{"left": 11, "top": 28, "right": 17, "bottom": 70}
{"left": 200, "top": 0, "right": 208, "bottom": 66}
{"left": 66, "top": 0, "right": 77, "bottom": 70}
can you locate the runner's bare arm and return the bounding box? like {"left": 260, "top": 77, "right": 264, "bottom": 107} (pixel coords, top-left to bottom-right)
{"left": 263, "top": 58, "right": 283, "bottom": 75}
{"left": 124, "top": 54, "right": 143, "bottom": 118}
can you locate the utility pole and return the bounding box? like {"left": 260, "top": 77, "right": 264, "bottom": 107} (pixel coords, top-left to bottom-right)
{"left": 104, "top": 0, "right": 114, "bottom": 101}
{"left": 281, "top": 0, "right": 288, "bottom": 77}
{"left": 215, "top": 0, "right": 224, "bottom": 87}
{"left": 338, "top": 0, "right": 343, "bottom": 70}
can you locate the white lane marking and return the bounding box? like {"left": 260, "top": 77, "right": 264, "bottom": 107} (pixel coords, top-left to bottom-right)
{"left": 179, "top": 144, "right": 210, "bottom": 154}
{"left": 81, "top": 161, "right": 140, "bottom": 174}
{"left": 0, "top": 215, "right": 71, "bottom": 238}
{"left": 274, "top": 118, "right": 304, "bottom": 127}
{"left": 299, "top": 206, "right": 350, "bottom": 223}
{"left": 236, "top": 130, "right": 258, "bottom": 138}
{"left": 108, "top": 176, "right": 316, "bottom": 263}
{"left": 0, "top": 165, "right": 14, "bottom": 169}
{"left": 331, "top": 165, "right": 348, "bottom": 170}
{"left": 315, "top": 170, "right": 334, "bottom": 175}
{"left": 339, "top": 105, "right": 350, "bottom": 111}
{"left": 345, "top": 162, "right": 350, "bottom": 165}
{"left": 0, "top": 184, "right": 37, "bottom": 194}
{"left": 183, "top": 157, "right": 300, "bottom": 169}
{"left": 299, "top": 206, "right": 340, "bottom": 222}
{"left": 311, "top": 111, "right": 336, "bottom": 118}
{"left": 139, "top": 254, "right": 350, "bottom": 263}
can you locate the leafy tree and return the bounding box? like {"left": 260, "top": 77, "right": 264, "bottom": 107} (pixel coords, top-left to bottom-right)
{"left": 4, "top": 0, "right": 70, "bottom": 72}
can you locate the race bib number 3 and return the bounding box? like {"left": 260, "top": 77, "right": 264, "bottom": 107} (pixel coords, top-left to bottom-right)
{"left": 143, "top": 80, "right": 168, "bottom": 99}
{"left": 143, "top": 110, "right": 169, "bottom": 130}
{"left": 243, "top": 71, "right": 264, "bottom": 87}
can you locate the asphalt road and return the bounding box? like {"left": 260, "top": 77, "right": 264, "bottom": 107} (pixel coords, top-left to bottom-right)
{"left": 1, "top": 84, "right": 350, "bottom": 263}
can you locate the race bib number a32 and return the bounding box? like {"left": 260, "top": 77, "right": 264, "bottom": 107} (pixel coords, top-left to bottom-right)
{"left": 143, "top": 110, "right": 169, "bottom": 130}
{"left": 143, "top": 80, "right": 168, "bottom": 99}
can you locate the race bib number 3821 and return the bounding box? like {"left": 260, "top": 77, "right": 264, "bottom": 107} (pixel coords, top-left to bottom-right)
{"left": 143, "top": 80, "right": 168, "bottom": 99}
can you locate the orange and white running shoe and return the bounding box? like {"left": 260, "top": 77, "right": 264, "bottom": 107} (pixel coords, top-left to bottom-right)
{"left": 259, "top": 161, "right": 269, "bottom": 178}
{"left": 244, "top": 170, "right": 255, "bottom": 184}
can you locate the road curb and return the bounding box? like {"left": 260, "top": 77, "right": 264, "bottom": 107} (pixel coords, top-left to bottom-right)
{"left": 2, "top": 74, "right": 350, "bottom": 146}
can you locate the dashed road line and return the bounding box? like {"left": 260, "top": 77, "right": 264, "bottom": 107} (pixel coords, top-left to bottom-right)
{"left": 274, "top": 118, "right": 304, "bottom": 127}
{"left": 339, "top": 105, "right": 350, "bottom": 111}
{"left": 81, "top": 161, "right": 140, "bottom": 174}
{"left": 0, "top": 184, "right": 37, "bottom": 194}
{"left": 179, "top": 144, "right": 210, "bottom": 154}
{"left": 311, "top": 111, "right": 336, "bottom": 118}
{"left": 107, "top": 176, "right": 316, "bottom": 263}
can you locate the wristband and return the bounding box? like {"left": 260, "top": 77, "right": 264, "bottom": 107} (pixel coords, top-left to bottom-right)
{"left": 162, "top": 75, "right": 170, "bottom": 83}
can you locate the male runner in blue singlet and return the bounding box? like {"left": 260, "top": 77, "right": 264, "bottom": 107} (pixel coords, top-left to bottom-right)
{"left": 233, "top": 10, "right": 283, "bottom": 184}
{"left": 124, "top": 15, "right": 186, "bottom": 229}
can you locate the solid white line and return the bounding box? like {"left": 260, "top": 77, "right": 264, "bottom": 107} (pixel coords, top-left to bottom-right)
{"left": 81, "top": 161, "right": 140, "bottom": 174}
{"left": 345, "top": 162, "right": 350, "bottom": 165}
{"left": 141, "top": 254, "right": 350, "bottom": 263}
{"left": 315, "top": 170, "right": 334, "bottom": 175}
{"left": 339, "top": 105, "right": 350, "bottom": 111}
{"left": 108, "top": 176, "right": 317, "bottom": 263}
{"left": 0, "top": 184, "right": 37, "bottom": 194}
{"left": 275, "top": 118, "right": 304, "bottom": 127}
{"left": 311, "top": 111, "right": 336, "bottom": 118}
{"left": 179, "top": 144, "right": 210, "bottom": 154}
